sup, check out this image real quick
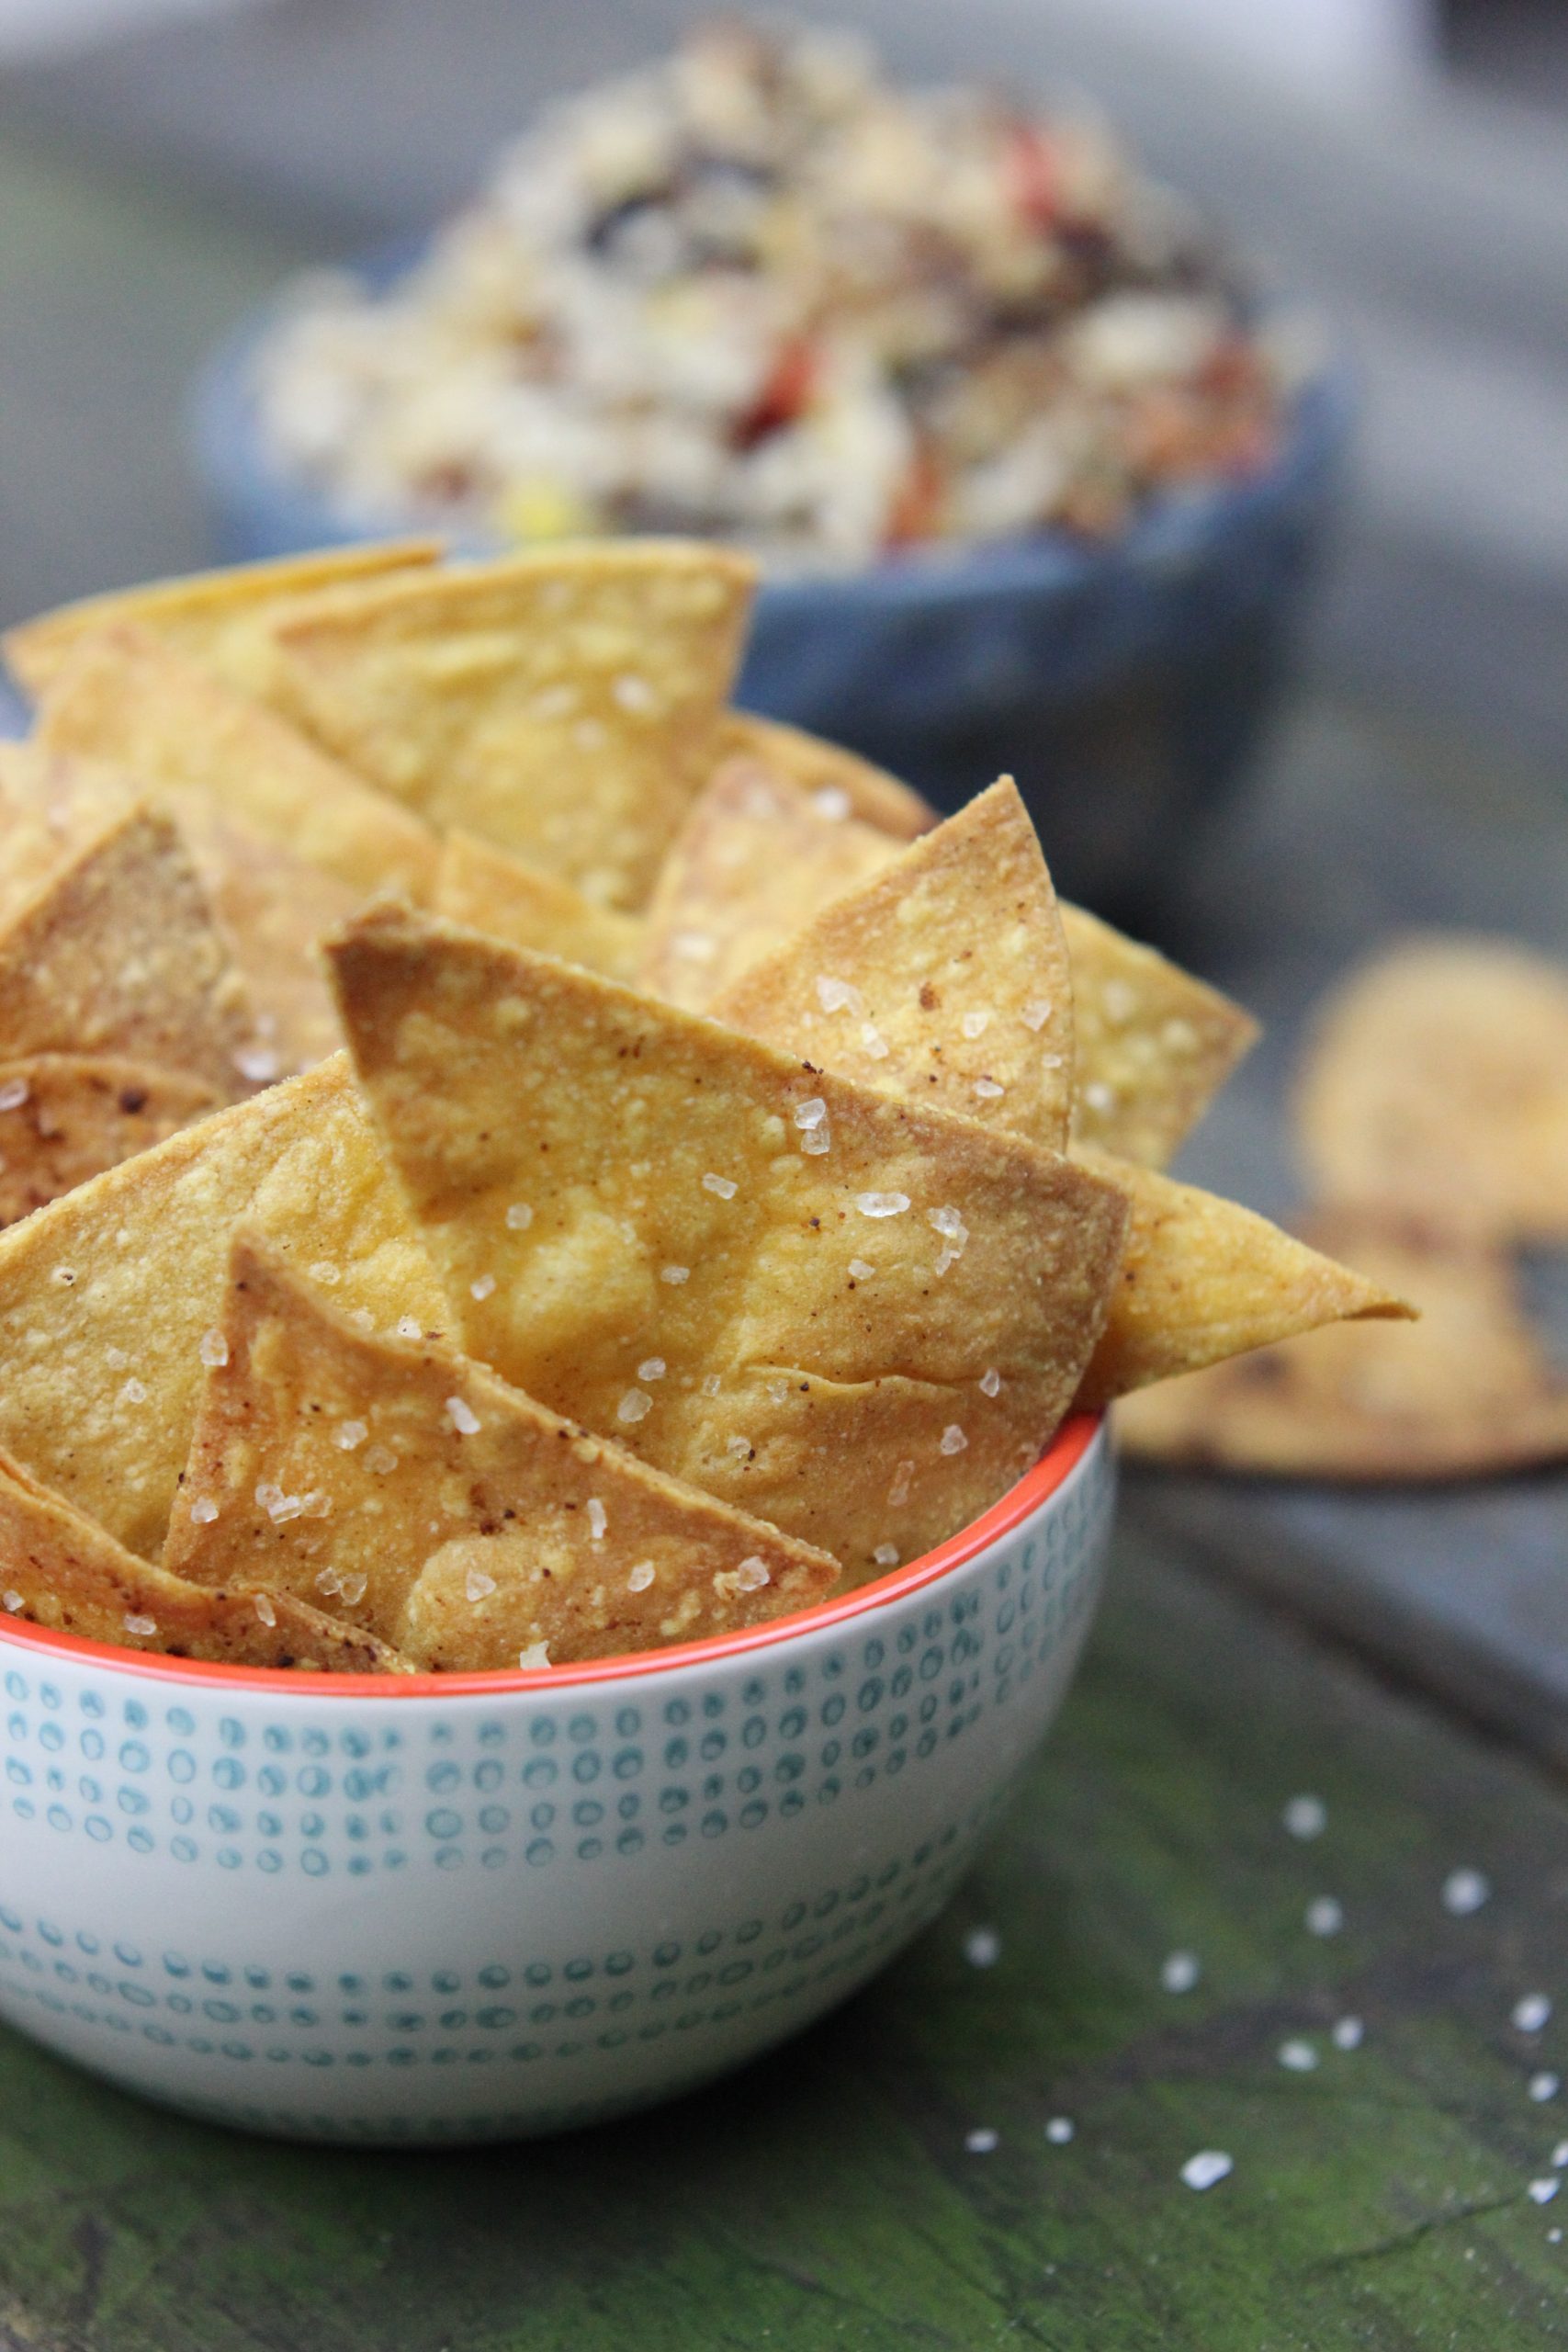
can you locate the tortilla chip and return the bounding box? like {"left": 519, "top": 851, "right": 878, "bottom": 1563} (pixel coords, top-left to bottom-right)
{"left": 0, "top": 742, "right": 351, "bottom": 1076}
{"left": 435, "top": 831, "right": 643, "bottom": 982}
{"left": 0, "top": 1449, "right": 408, "bottom": 1670}
{"left": 1072, "top": 1148, "right": 1413, "bottom": 1409}
{"left": 257, "top": 544, "right": 754, "bottom": 909}
{"left": 166, "top": 1233, "right": 839, "bottom": 1669}
{"left": 716, "top": 713, "right": 935, "bottom": 842}
{"left": 0, "top": 803, "right": 254, "bottom": 1099}
{"left": 1294, "top": 936, "right": 1568, "bottom": 1242}
{"left": 36, "top": 628, "right": 438, "bottom": 900}
{"left": 4, "top": 540, "right": 442, "bottom": 704}
{"left": 1061, "top": 903, "right": 1258, "bottom": 1168}
{"left": 327, "top": 906, "right": 1127, "bottom": 1576}
{"left": 0, "top": 1053, "right": 447, "bottom": 1557}
{"left": 1116, "top": 1211, "right": 1565, "bottom": 1479}
{"left": 713, "top": 778, "right": 1075, "bottom": 1148}
{"left": 638, "top": 757, "right": 898, "bottom": 1012}
{"left": 0, "top": 1054, "right": 217, "bottom": 1227}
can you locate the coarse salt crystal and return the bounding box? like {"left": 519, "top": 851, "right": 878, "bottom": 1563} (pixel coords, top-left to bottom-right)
{"left": 612, "top": 672, "right": 656, "bottom": 711}
{"left": 661, "top": 1265, "right": 690, "bottom": 1284}
{"left": 1530, "top": 2074, "right": 1562, "bottom": 2103}
{"left": 848, "top": 1258, "right": 875, "bottom": 1280}
{"left": 123, "top": 1613, "right": 157, "bottom": 1637}
{"left": 267, "top": 1494, "right": 305, "bottom": 1523}
{"left": 812, "top": 786, "right": 852, "bottom": 820}
{"left": 0, "top": 1079, "right": 28, "bottom": 1112}
{"left": 118, "top": 1378, "right": 148, "bottom": 1406}
{"left": 860, "top": 1023, "right": 889, "bottom": 1058}
{"left": 466, "top": 1566, "right": 497, "bottom": 1602}
{"left": 734, "top": 1555, "right": 770, "bottom": 1591}
{"left": 348, "top": 1308, "right": 374, "bottom": 1332}
{"left": 1279, "top": 2040, "right": 1319, "bottom": 2072}
{"left": 888, "top": 1461, "right": 914, "bottom": 1508}
{"left": 51, "top": 1266, "right": 75, "bottom": 1287}
{"left": 1021, "top": 1001, "right": 1052, "bottom": 1033}
{"left": 964, "top": 2128, "right": 998, "bottom": 2154}
{"left": 702, "top": 1374, "right": 722, "bottom": 1397}
{"left": 637, "top": 1358, "right": 667, "bottom": 1384}
{"left": 337, "top": 1572, "right": 367, "bottom": 1606}
{"left": 1180, "top": 2151, "right": 1233, "bottom": 2192}
{"left": 816, "top": 976, "right": 866, "bottom": 1018}
{"left": 446, "top": 1396, "right": 481, "bottom": 1435}
{"left": 366, "top": 1444, "right": 399, "bottom": 1476}
{"left": 628, "top": 1560, "right": 655, "bottom": 1592}
{"left": 1045, "top": 2117, "right": 1075, "bottom": 2145}
{"left": 2, "top": 1590, "right": 23, "bottom": 1613}
{"left": 856, "top": 1192, "right": 909, "bottom": 1218}
{"left": 795, "top": 1100, "right": 827, "bottom": 1133}
{"left": 671, "top": 930, "right": 716, "bottom": 964}
{"left": 974, "top": 1078, "right": 1005, "bottom": 1100}
{"left": 1082, "top": 1080, "right": 1115, "bottom": 1114}
{"left": 1516, "top": 1995, "right": 1553, "bottom": 2035}
{"left": 1443, "top": 1867, "right": 1490, "bottom": 1916}
{"left": 233, "top": 1044, "right": 280, "bottom": 1085}
{"left": 396, "top": 1317, "right": 423, "bottom": 1340}
{"left": 802, "top": 1128, "right": 829, "bottom": 1155}
{"left": 587, "top": 1498, "right": 608, "bottom": 1541}
{"left": 940, "top": 1426, "right": 968, "bottom": 1455}
{"left": 1305, "top": 1896, "right": 1344, "bottom": 1938}
{"left": 254, "top": 1593, "right": 276, "bottom": 1627}
{"left": 702, "top": 1172, "right": 738, "bottom": 1199}
{"left": 335, "top": 1419, "right": 367, "bottom": 1451}
{"left": 1283, "top": 1793, "right": 1326, "bottom": 1840}
{"left": 726, "top": 1435, "right": 753, "bottom": 1461}
{"left": 308, "top": 1260, "right": 341, "bottom": 1286}
{"left": 1332, "top": 2016, "right": 1364, "bottom": 2051}
{"left": 961, "top": 1010, "right": 991, "bottom": 1040}
{"left": 189, "top": 1497, "right": 220, "bottom": 1526}
{"left": 1530, "top": 2178, "right": 1562, "bottom": 2207}
{"left": 470, "top": 1273, "right": 497, "bottom": 1302}
{"left": 874, "top": 1544, "right": 898, "bottom": 1567}
{"left": 1552, "top": 2141, "right": 1568, "bottom": 2168}
{"left": 1161, "top": 1951, "right": 1201, "bottom": 1993}
{"left": 618, "top": 1388, "right": 653, "bottom": 1423}
{"left": 964, "top": 1927, "right": 1000, "bottom": 1968}
{"left": 198, "top": 1328, "right": 229, "bottom": 1369}
{"left": 980, "top": 1368, "right": 1002, "bottom": 1397}
{"left": 518, "top": 1643, "right": 551, "bottom": 1670}
{"left": 505, "top": 1202, "right": 534, "bottom": 1230}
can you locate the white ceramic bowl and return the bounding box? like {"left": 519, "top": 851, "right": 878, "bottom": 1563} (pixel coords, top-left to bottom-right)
{"left": 0, "top": 1417, "right": 1111, "bottom": 2144}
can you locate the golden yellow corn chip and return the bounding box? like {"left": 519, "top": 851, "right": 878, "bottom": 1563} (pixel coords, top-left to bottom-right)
{"left": 0, "top": 1054, "right": 217, "bottom": 1228}
{"left": 0, "top": 804, "right": 254, "bottom": 1100}
{"left": 36, "top": 628, "right": 438, "bottom": 899}
{"left": 258, "top": 544, "right": 754, "bottom": 908}
{"left": 714, "top": 778, "right": 1075, "bottom": 1148}
{"left": 1061, "top": 903, "right": 1258, "bottom": 1167}
{"left": 1071, "top": 1148, "right": 1412, "bottom": 1409}
{"left": 1116, "top": 1212, "right": 1562, "bottom": 1479}
{"left": 0, "top": 1449, "right": 408, "bottom": 1670}
{"left": 327, "top": 906, "right": 1126, "bottom": 1576}
{"left": 0, "top": 1053, "right": 447, "bottom": 1557}
{"left": 638, "top": 757, "right": 898, "bottom": 1012}
{"left": 435, "top": 831, "right": 643, "bottom": 982}
{"left": 166, "top": 1233, "right": 839, "bottom": 1668}
{"left": 716, "top": 712, "right": 935, "bottom": 842}
{"left": 4, "top": 540, "right": 442, "bottom": 702}
{"left": 1294, "top": 935, "right": 1568, "bottom": 1242}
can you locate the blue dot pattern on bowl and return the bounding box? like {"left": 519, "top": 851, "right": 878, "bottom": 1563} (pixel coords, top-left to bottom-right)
{"left": 0, "top": 1437, "right": 1111, "bottom": 2141}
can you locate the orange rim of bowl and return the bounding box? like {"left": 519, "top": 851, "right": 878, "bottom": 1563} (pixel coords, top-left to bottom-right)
{"left": 0, "top": 1414, "right": 1103, "bottom": 1697}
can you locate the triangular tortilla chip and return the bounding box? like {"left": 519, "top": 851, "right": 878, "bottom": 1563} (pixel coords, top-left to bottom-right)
{"left": 0, "top": 804, "right": 254, "bottom": 1099}
{"left": 638, "top": 757, "right": 899, "bottom": 1012}
{"left": 1116, "top": 1212, "right": 1564, "bottom": 1479}
{"left": 0, "top": 1054, "right": 217, "bottom": 1228}
{"left": 166, "top": 1233, "right": 839, "bottom": 1669}
{"left": 0, "top": 1052, "right": 447, "bottom": 1557}
{"left": 1071, "top": 1148, "right": 1412, "bottom": 1409}
{"left": 1061, "top": 903, "right": 1258, "bottom": 1168}
{"left": 36, "top": 628, "right": 438, "bottom": 899}
{"left": 327, "top": 906, "right": 1126, "bottom": 1577}
{"left": 716, "top": 713, "right": 934, "bottom": 842}
{"left": 258, "top": 544, "right": 755, "bottom": 908}
{"left": 1293, "top": 936, "right": 1568, "bottom": 1243}
{"left": 0, "top": 1448, "right": 409, "bottom": 1670}
{"left": 0, "top": 742, "right": 351, "bottom": 1075}
{"left": 713, "top": 778, "right": 1075, "bottom": 1148}
{"left": 435, "top": 831, "right": 643, "bottom": 982}
{"left": 4, "top": 540, "right": 442, "bottom": 702}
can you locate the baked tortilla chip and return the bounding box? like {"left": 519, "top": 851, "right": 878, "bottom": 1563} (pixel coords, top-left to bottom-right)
{"left": 166, "top": 1233, "right": 839, "bottom": 1669}
{"left": 260, "top": 543, "right": 755, "bottom": 908}
{"left": 716, "top": 712, "right": 934, "bottom": 842}
{"left": 714, "top": 778, "right": 1075, "bottom": 1148}
{"left": 1116, "top": 1212, "right": 1564, "bottom": 1479}
{"left": 327, "top": 906, "right": 1127, "bottom": 1575}
{"left": 435, "top": 831, "right": 643, "bottom": 982}
{"left": 0, "top": 804, "right": 254, "bottom": 1099}
{"left": 638, "top": 757, "right": 898, "bottom": 1012}
{"left": 1072, "top": 1148, "right": 1412, "bottom": 1409}
{"left": 0, "top": 1053, "right": 446, "bottom": 1557}
{"left": 0, "top": 1450, "right": 408, "bottom": 1670}
{"left": 0, "top": 1054, "right": 217, "bottom": 1227}
{"left": 1061, "top": 903, "right": 1258, "bottom": 1167}
{"left": 1294, "top": 935, "right": 1568, "bottom": 1242}
{"left": 36, "top": 628, "right": 438, "bottom": 899}
{"left": 4, "top": 540, "right": 441, "bottom": 703}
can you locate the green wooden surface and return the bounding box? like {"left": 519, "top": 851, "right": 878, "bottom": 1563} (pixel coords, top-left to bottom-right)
{"left": 3, "top": 1525, "right": 1566, "bottom": 2351}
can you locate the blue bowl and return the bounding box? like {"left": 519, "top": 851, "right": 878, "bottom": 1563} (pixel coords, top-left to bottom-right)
{"left": 191, "top": 278, "right": 1351, "bottom": 917}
